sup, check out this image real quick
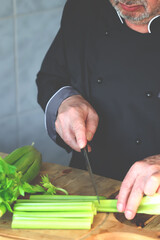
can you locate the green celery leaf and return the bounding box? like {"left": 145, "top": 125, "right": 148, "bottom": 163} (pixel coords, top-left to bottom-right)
{"left": 22, "top": 182, "right": 45, "bottom": 194}
{"left": 3, "top": 201, "right": 13, "bottom": 213}
{"left": 18, "top": 186, "right": 25, "bottom": 196}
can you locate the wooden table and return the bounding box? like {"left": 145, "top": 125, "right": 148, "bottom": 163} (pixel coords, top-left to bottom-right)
{"left": 0, "top": 152, "right": 160, "bottom": 240}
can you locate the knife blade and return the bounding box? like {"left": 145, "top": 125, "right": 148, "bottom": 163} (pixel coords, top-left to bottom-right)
{"left": 81, "top": 146, "right": 100, "bottom": 203}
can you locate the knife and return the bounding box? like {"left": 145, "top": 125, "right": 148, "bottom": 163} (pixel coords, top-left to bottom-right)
{"left": 81, "top": 146, "right": 100, "bottom": 203}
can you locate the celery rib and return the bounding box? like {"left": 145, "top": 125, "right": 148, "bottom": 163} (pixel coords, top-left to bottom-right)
{"left": 12, "top": 219, "right": 91, "bottom": 229}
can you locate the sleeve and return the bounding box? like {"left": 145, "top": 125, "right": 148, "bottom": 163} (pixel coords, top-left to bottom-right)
{"left": 45, "top": 86, "right": 80, "bottom": 151}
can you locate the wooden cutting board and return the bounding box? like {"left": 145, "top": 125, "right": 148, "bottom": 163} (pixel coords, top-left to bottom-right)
{"left": 0, "top": 152, "right": 160, "bottom": 240}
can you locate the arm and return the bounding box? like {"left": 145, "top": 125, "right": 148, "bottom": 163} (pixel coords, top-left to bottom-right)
{"left": 45, "top": 86, "right": 99, "bottom": 152}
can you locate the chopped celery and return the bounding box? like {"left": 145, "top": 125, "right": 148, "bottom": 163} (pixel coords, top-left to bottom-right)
{"left": 12, "top": 193, "right": 160, "bottom": 230}
{"left": 29, "top": 195, "right": 106, "bottom": 200}
{"left": 13, "top": 211, "right": 94, "bottom": 218}
{"left": 13, "top": 202, "right": 96, "bottom": 212}
{"left": 12, "top": 219, "right": 92, "bottom": 229}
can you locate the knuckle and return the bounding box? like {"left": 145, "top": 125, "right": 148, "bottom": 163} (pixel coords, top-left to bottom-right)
{"left": 63, "top": 134, "right": 73, "bottom": 146}
{"left": 131, "top": 161, "right": 145, "bottom": 171}
{"left": 148, "top": 165, "right": 158, "bottom": 173}
{"left": 68, "top": 106, "right": 77, "bottom": 115}
{"left": 133, "top": 161, "right": 143, "bottom": 168}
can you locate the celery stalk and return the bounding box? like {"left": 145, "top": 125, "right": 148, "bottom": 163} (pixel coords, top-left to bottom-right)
{"left": 17, "top": 199, "right": 103, "bottom": 203}
{"left": 13, "top": 202, "right": 96, "bottom": 212}
{"left": 13, "top": 216, "right": 94, "bottom": 224}
{"left": 12, "top": 219, "right": 92, "bottom": 229}
{"left": 13, "top": 211, "right": 94, "bottom": 218}
{"left": 29, "top": 195, "right": 106, "bottom": 200}
{"left": 96, "top": 194, "right": 160, "bottom": 214}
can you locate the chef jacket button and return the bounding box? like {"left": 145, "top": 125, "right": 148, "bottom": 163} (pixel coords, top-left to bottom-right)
{"left": 145, "top": 91, "right": 153, "bottom": 98}
{"left": 97, "top": 78, "right": 103, "bottom": 84}
{"left": 135, "top": 139, "right": 142, "bottom": 145}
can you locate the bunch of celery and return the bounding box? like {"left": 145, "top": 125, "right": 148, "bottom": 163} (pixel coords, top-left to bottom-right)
{"left": 12, "top": 193, "right": 160, "bottom": 229}
{"left": 12, "top": 195, "right": 106, "bottom": 229}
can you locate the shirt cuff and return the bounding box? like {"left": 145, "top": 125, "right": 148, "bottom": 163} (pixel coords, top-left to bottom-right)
{"left": 45, "top": 86, "right": 80, "bottom": 143}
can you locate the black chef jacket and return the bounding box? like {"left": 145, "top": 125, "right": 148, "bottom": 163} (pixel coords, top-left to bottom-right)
{"left": 36, "top": 0, "right": 160, "bottom": 181}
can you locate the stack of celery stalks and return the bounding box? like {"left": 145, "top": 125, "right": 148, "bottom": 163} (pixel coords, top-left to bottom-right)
{"left": 12, "top": 193, "right": 160, "bottom": 229}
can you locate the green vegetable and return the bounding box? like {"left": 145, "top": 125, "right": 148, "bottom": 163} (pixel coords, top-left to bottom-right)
{"left": 28, "top": 194, "right": 160, "bottom": 215}
{"left": 12, "top": 200, "right": 95, "bottom": 229}
{"left": 4, "top": 144, "right": 42, "bottom": 184}
{"left": 13, "top": 202, "right": 96, "bottom": 212}
{"left": 29, "top": 194, "right": 106, "bottom": 200}
{"left": 13, "top": 211, "right": 94, "bottom": 219}
{"left": 137, "top": 194, "right": 160, "bottom": 214}
{"left": 12, "top": 194, "right": 160, "bottom": 229}
{"left": 40, "top": 175, "right": 68, "bottom": 195}
{"left": 95, "top": 194, "right": 160, "bottom": 214}
{"left": 4, "top": 145, "right": 34, "bottom": 165}
{"left": 0, "top": 156, "right": 68, "bottom": 217}
{"left": 12, "top": 219, "right": 92, "bottom": 229}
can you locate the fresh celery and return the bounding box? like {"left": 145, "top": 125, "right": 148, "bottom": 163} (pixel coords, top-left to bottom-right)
{"left": 12, "top": 219, "right": 92, "bottom": 229}
{"left": 29, "top": 195, "right": 106, "bottom": 200}
{"left": 13, "top": 202, "right": 96, "bottom": 212}
{"left": 137, "top": 194, "right": 160, "bottom": 214}
{"left": 13, "top": 212, "right": 94, "bottom": 223}
{"left": 0, "top": 203, "right": 7, "bottom": 217}
{"left": 96, "top": 194, "right": 160, "bottom": 214}
{"left": 13, "top": 211, "right": 94, "bottom": 218}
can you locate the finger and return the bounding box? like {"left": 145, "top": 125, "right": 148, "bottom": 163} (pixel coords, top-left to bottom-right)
{"left": 87, "top": 144, "right": 92, "bottom": 152}
{"left": 124, "top": 178, "right": 144, "bottom": 220}
{"left": 56, "top": 118, "right": 83, "bottom": 151}
{"left": 144, "top": 172, "right": 160, "bottom": 196}
{"left": 86, "top": 112, "right": 99, "bottom": 142}
{"left": 72, "top": 120, "right": 87, "bottom": 149}
{"left": 60, "top": 128, "right": 82, "bottom": 152}
{"left": 115, "top": 194, "right": 119, "bottom": 199}
{"left": 117, "top": 166, "right": 138, "bottom": 213}
{"left": 156, "top": 186, "right": 160, "bottom": 194}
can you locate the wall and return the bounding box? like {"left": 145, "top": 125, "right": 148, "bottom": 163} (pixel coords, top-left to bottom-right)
{"left": 0, "top": 0, "right": 71, "bottom": 165}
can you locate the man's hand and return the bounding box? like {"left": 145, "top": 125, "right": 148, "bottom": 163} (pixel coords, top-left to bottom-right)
{"left": 117, "top": 155, "right": 160, "bottom": 220}
{"left": 55, "top": 95, "right": 99, "bottom": 151}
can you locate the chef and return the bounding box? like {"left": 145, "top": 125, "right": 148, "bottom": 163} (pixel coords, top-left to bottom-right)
{"left": 36, "top": 0, "right": 160, "bottom": 220}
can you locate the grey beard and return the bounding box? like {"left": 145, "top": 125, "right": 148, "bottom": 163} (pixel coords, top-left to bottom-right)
{"left": 111, "top": 0, "right": 160, "bottom": 24}
{"left": 115, "top": 6, "right": 150, "bottom": 23}
{"left": 111, "top": 0, "right": 150, "bottom": 23}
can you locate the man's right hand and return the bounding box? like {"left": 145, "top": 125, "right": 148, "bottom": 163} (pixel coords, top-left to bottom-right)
{"left": 55, "top": 95, "right": 99, "bottom": 152}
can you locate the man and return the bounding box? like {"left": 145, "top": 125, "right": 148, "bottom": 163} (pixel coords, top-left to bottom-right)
{"left": 36, "top": 0, "right": 160, "bottom": 220}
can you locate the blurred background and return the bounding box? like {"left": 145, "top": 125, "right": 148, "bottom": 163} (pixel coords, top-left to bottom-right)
{"left": 0, "top": 0, "right": 71, "bottom": 165}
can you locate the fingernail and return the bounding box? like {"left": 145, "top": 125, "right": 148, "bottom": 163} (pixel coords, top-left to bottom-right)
{"left": 117, "top": 203, "right": 124, "bottom": 212}
{"left": 78, "top": 140, "right": 85, "bottom": 149}
{"left": 87, "top": 132, "right": 92, "bottom": 141}
{"left": 125, "top": 210, "right": 133, "bottom": 220}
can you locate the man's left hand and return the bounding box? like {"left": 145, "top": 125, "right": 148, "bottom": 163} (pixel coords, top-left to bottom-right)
{"left": 117, "top": 155, "right": 160, "bottom": 220}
